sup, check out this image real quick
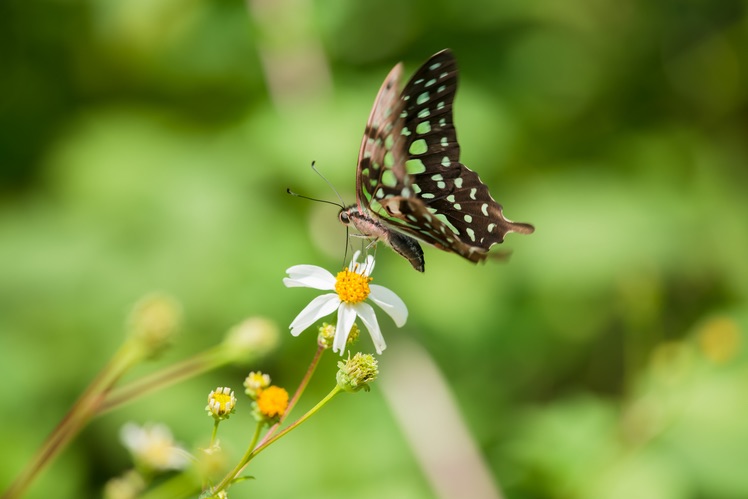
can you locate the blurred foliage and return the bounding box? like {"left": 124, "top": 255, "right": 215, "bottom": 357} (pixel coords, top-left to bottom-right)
{"left": 2, "top": 0, "right": 748, "bottom": 498}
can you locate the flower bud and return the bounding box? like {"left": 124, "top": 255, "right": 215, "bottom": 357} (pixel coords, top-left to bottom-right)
{"left": 119, "top": 422, "right": 189, "bottom": 472}
{"left": 206, "top": 387, "right": 237, "bottom": 421}
{"left": 243, "top": 371, "right": 270, "bottom": 399}
{"left": 336, "top": 353, "right": 378, "bottom": 393}
{"left": 252, "top": 385, "right": 289, "bottom": 424}
{"left": 127, "top": 293, "right": 181, "bottom": 358}
{"left": 222, "top": 317, "right": 279, "bottom": 363}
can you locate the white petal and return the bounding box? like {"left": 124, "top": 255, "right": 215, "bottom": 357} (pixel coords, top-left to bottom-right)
{"left": 333, "top": 303, "right": 357, "bottom": 354}
{"left": 349, "top": 250, "right": 366, "bottom": 273}
{"left": 349, "top": 250, "right": 362, "bottom": 268}
{"left": 363, "top": 254, "right": 376, "bottom": 276}
{"left": 368, "top": 284, "right": 408, "bottom": 327}
{"left": 289, "top": 294, "right": 340, "bottom": 336}
{"left": 120, "top": 422, "right": 145, "bottom": 451}
{"left": 284, "top": 265, "right": 336, "bottom": 290}
{"left": 354, "top": 302, "right": 386, "bottom": 354}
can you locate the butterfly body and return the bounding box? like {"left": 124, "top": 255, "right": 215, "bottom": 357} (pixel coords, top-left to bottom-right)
{"left": 341, "top": 49, "right": 534, "bottom": 272}
{"left": 339, "top": 205, "right": 425, "bottom": 271}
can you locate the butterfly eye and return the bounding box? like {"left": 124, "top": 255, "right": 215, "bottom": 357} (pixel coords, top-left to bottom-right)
{"left": 339, "top": 210, "right": 350, "bottom": 225}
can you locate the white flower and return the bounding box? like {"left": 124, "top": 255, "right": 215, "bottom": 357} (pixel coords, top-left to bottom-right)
{"left": 283, "top": 251, "right": 408, "bottom": 354}
{"left": 120, "top": 422, "right": 190, "bottom": 472}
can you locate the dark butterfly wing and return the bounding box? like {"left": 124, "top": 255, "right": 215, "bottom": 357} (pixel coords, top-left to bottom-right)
{"left": 356, "top": 49, "right": 534, "bottom": 263}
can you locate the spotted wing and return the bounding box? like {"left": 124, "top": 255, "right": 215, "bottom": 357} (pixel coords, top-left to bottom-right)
{"left": 356, "top": 49, "right": 534, "bottom": 263}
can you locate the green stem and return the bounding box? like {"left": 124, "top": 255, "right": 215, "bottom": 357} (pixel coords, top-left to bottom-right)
{"left": 209, "top": 420, "right": 220, "bottom": 448}
{"left": 211, "top": 384, "right": 342, "bottom": 496}
{"left": 250, "top": 385, "right": 342, "bottom": 460}
{"left": 208, "top": 346, "right": 328, "bottom": 496}
{"left": 98, "top": 345, "right": 230, "bottom": 415}
{"left": 3, "top": 341, "right": 143, "bottom": 499}
{"left": 211, "top": 421, "right": 264, "bottom": 495}
{"left": 258, "top": 345, "right": 324, "bottom": 447}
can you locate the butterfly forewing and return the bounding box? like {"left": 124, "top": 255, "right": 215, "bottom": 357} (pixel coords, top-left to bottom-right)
{"left": 356, "top": 63, "right": 406, "bottom": 213}
{"left": 355, "top": 49, "right": 534, "bottom": 265}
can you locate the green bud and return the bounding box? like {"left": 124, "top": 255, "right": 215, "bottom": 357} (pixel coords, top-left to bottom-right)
{"left": 222, "top": 317, "right": 279, "bottom": 363}
{"left": 336, "top": 352, "right": 378, "bottom": 393}
{"left": 127, "top": 293, "right": 181, "bottom": 358}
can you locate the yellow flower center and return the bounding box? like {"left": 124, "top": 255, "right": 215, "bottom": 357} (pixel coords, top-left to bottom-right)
{"left": 335, "top": 268, "right": 372, "bottom": 304}
{"left": 207, "top": 387, "right": 236, "bottom": 419}
{"left": 256, "top": 386, "right": 289, "bottom": 418}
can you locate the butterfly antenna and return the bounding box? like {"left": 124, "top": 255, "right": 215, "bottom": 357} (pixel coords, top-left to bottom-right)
{"left": 286, "top": 188, "right": 344, "bottom": 209}
{"left": 310, "top": 161, "right": 346, "bottom": 207}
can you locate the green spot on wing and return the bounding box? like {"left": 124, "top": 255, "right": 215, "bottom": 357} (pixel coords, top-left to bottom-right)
{"left": 384, "top": 151, "right": 395, "bottom": 169}
{"left": 381, "top": 169, "right": 397, "bottom": 187}
{"left": 409, "top": 139, "right": 428, "bottom": 155}
{"left": 406, "top": 159, "right": 426, "bottom": 175}
{"left": 416, "top": 121, "right": 431, "bottom": 134}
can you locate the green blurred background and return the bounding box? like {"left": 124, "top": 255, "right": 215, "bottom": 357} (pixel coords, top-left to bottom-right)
{"left": 2, "top": 0, "right": 747, "bottom": 498}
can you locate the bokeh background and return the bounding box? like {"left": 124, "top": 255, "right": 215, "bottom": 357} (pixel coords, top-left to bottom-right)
{"left": 2, "top": 0, "right": 748, "bottom": 498}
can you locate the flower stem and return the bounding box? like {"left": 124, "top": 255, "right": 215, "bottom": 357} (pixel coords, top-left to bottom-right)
{"left": 212, "top": 383, "right": 342, "bottom": 496}
{"left": 206, "top": 346, "right": 328, "bottom": 495}
{"left": 3, "top": 340, "right": 143, "bottom": 499}
{"left": 210, "top": 421, "right": 264, "bottom": 495}
{"left": 98, "top": 345, "right": 231, "bottom": 415}
{"left": 210, "top": 420, "right": 220, "bottom": 448}
{"left": 250, "top": 384, "right": 342, "bottom": 460}
{"left": 257, "top": 344, "right": 324, "bottom": 447}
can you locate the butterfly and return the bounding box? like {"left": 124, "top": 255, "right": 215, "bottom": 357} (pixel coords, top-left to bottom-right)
{"left": 338, "top": 49, "right": 534, "bottom": 272}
